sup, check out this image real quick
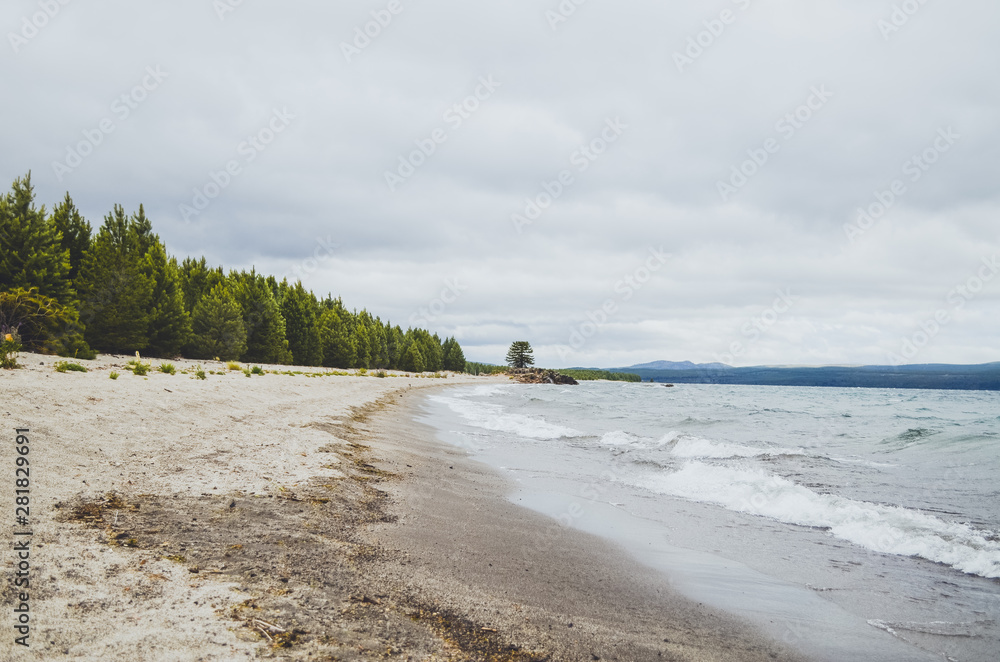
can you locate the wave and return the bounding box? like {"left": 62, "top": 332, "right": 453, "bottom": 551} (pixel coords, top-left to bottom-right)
{"left": 429, "top": 394, "right": 582, "bottom": 441}
{"left": 669, "top": 435, "right": 804, "bottom": 459}
{"left": 637, "top": 462, "right": 1000, "bottom": 579}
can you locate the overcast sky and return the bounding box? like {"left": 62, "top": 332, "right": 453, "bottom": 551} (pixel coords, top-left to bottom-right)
{"left": 2, "top": 0, "right": 998, "bottom": 368}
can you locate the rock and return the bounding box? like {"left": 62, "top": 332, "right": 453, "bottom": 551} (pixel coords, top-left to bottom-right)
{"left": 507, "top": 368, "right": 578, "bottom": 385}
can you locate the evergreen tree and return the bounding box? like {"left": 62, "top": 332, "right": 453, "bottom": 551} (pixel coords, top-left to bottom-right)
{"left": 189, "top": 283, "right": 246, "bottom": 360}
{"left": 144, "top": 244, "right": 191, "bottom": 357}
{"left": 231, "top": 270, "right": 292, "bottom": 364}
{"left": 179, "top": 256, "right": 224, "bottom": 313}
{"left": 318, "top": 298, "right": 357, "bottom": 368}
{"left": 442, "top": 336, "right": 466, "bottom": 372}
{"left": 401, "top": 342, "right": 425, "bottom": 373}
{"left": 76, "top": 205, "right": 154, "bottom": 352}
{"left": 0, "top": 173, "right": 74, "bottom": 305}
{"left": 50, "top": 193, "right": 92, "bottom": 284}
{"left": 385, "top": 323, "right": 405, "bottom": 369}
{"left": 280, "top": 281, "right": 323, "bottom": 366}
{"left": 506, "top": 341, "right": 534, "bottom": 368}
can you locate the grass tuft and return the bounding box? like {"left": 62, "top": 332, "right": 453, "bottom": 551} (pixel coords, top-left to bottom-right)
{"left": 158, "top": 362, "right": 176, "bottom": 375}
{"left": 55, "top": 361, "right": 88, "bottom": 373}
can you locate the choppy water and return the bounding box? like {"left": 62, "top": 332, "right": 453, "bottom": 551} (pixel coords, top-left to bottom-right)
{"left": 420, "top": 382, "right": 1000, "bottom": 662}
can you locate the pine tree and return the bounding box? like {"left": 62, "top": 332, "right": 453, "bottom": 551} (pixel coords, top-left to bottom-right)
{"left": 232, "top": 270, "right": 292, "bottom": 364}
{"left": 506, "top": 341, "right": 534, "bottom": 368}
{"left": 50, "top": 193, "right": 92, "bottom": 284}
{"left": 76, "top": 205, "right": 154, "bottom": 352}
{"left": 0, "top": 173, "right": 74, "bottom": 305}
{"left": 442, "top": 336, "right": 466, "bottom": 372}
{"left": 189, "top": 283, "right": 247, "bottom": 360}
{"left": 280, "top": 281, "right": 323, "bottom": 366}
{"left": 318, "top": 299, "right": 357, "bottom": 368}
{"left": 178, "top": 257, "right": 224, "bottom": 313}
{"left": 144, "top": 243, "right": 191, "bottom": 357}
{"left": 401, "top": 342, "right": 425, "bottom": 373}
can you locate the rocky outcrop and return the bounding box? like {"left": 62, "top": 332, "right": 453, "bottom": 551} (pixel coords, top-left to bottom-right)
{"left": 507, "top": 368, "right": 579, "bottom": 385}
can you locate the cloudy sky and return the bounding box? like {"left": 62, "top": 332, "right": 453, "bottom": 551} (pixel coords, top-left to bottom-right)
{"left": 2, "top": 0, "right": 998, "bottom": 368}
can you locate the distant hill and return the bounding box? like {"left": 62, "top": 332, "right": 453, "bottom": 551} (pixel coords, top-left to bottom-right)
{"left": 611, "top": 362, "right": 1000, "bottom": 391}
{"left": 624, "top": 360, "right": 731, "bottom": 371}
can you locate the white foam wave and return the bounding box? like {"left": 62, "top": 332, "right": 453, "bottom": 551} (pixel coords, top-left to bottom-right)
{"left": 668, "top": 436, "right": 803, "bottom": 459}
{"left": 637, "top": 462, "right": 1000, "bottom": 578}
{"left": 430, "top": 395, "right": 582, "bottom": 440}
{"left": 599, "top": 430, "right": 677, "bottom": 449}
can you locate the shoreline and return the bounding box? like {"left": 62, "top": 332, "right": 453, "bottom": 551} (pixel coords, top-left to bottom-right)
{"left": 1, "top": 354, "right": 803, "bottom": 660}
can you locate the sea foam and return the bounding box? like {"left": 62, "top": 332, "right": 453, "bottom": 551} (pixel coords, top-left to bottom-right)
{"left": 638, "top": 462, "right": 1000, "bottom": 578}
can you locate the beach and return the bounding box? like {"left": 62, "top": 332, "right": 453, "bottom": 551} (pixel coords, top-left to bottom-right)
{"left": 0, "top": 353, "right": 802, "bottom": 661}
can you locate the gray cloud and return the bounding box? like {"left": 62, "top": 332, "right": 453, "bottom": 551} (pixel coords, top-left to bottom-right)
{"left": 2, "top": 0, "right": 997, "bottom": 367}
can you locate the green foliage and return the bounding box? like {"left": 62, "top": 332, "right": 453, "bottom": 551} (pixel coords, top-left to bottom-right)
{"left": 231, "top": 270, "right": 292, "bottom": 365}
{"left": 109, "top": 372, "right": 119, "bottom": 380}
{"left": 560, "top": 369, "right": 642, "bottom": 382}
{"left": 54, "top": 361, "right": 87, "bottom": 373}
{"left": 128, "top": 360, "right": 151, "bottom": 376}
{"left": 188, "top": 284, "right": 247, "bottom": 361}
{"left": 464, "top": 361, "right": 506, "bottom": 376}
{"left": 194, "top": 367, "right": 206, "bottom": 380}
{"left": 0, "top": 287, "right": 94, "bottom": 358}
{"left": 158, "top": 362, "right": 176, "bottom": 375}
{"left": 441, "top": 336, "right": 466, "bottom": 372}
{"left": 144, "top": 241, "right": 191, "bottom": 357}
{"left": 374, "top": 369, "right": 387, "bottom": 378}
{"left": 50, "top": 193, "right": 92, "bottom": 284}
{"left": 506, "top": 341, "right": 534, "bottom": 369}
{"left": 76, "top": 205, "right": 155, "bottom": 353}
{"left": 226, "top": 361, "right": 241, "bottom": 371}
{"left": 401, "top": 342, "right": 425, "bottom": 373}
{"left": 251, "top": 365, "right": 265, "bottom": 375}
{"left": 0, "top": 173, "right": 74, "bottom": 305}
{"left": 1, "top": 329, "right": 22, "bottom": 369}
{"left": 1, "top": 177, "right": 469, "bottom": 371}
{"left": 280, "top": 281, "right": 322, "bottom": 366}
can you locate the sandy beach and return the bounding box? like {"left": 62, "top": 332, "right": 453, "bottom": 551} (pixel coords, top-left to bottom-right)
{"left": 1, "top": 353, "right": 803, "bottom": 661}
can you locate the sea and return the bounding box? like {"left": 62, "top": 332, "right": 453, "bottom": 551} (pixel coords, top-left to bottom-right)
{"left": 419, "top": 381, "right": 1000, "bottom": 662}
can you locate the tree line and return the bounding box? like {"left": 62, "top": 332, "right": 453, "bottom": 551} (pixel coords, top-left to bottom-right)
{"left": 0, "top": 173, "right": 465, "bottom": 372}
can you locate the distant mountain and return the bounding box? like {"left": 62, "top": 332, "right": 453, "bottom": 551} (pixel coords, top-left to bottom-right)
{"left": 611, "top": 361, "right": 1000, "bottom": 391}
{"left": 624, "top": 360, "right": 731, "bottom": 371}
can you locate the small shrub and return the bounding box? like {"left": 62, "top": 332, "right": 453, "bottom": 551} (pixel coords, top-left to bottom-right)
{"left": 158, "top": 363, "right": 176, "bottom": 375}
{"left": 243, "top": 368, "right": 251, "bottom": 377}
{"left": 374, "top": 370, "right": 387, "bottom": 378}
{"left": 195, "top": 367, "right": 207, "bottom": 380}
{"left": 357, "top": 367, "right": 368, "bottom": 376}
{"left": 109, "top": 372, "right": 119, "bottom": 380}
{"left": 251, "top": 365, "right": 265, "bottom": 375}
{"left": 54, "top": 361, "right": 88, "bottom": 373}
{"left": 131, "top": 362, "right": 150, "bottom": 376}
{"left": 226, "top": 361, "right": 241, "bottom": 371}
{"left": 1, "top": 330, "right": 22, "bottom": 369}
